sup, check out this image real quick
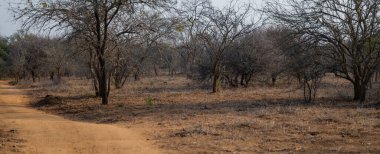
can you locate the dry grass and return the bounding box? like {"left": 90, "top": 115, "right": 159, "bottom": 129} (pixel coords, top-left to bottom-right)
{"left": 29, "top": 75, "right": 380, "bottom": 153}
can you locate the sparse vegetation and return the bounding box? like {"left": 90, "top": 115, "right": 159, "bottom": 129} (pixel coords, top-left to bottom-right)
{"left": 145, "top": 97, "right": 155, "bottom": 108}
{"left": 27, "top": 75, "right": 380, "bottom": 153}
{"left": 0, "top": 0, "right": 379, "bottom": 153}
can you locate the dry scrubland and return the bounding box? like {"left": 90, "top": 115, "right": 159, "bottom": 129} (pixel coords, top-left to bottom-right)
{"left": 27, "top": 75, "right": 380, "bottom": 153}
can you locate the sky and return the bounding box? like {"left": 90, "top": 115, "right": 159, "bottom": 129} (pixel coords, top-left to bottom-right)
{"left": 0, "top": 0, "right": 20, "bottom": 37}
{"left": 0, "top": 0, "right": 266, "bottom": 37}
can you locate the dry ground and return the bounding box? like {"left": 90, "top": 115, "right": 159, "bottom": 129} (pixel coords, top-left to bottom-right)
{"left": 25, "top": 75, "right": 380, "bottom": 153}
{"left": 0, "top": 81, "right": 163, "bottom": 154}
{"left": 0, "top": 125, "right": 26, "bottom": 153}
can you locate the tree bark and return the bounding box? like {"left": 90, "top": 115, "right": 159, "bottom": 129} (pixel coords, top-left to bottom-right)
{"left": 154, "top": 65, "right": 159, "bottom": 76}
{"left": 271, "top": 74, "right": 277, "bottom": 87}
{"left": 353, "top": 81, "right": 367, "bottom": 102}
{"left": 98, "top": 76, "right": 109, "bottom": 105}
{"left": 98, "top": 58, "right": 109, "bottom": 105}
{"left": 212, "top": 73, "right": 220, "bottom": 93}
{"left": 56, "top": 67, "right": 62, "bottom": 83}
{"left": 31, "top": 71, "right": 36, "bottom": 83}
{"left": 15, "top": 72, "right": 20, "bottom": 83}
{"left": 93, "top": 78, "right": 99, "bottom": 97}
{"left": 134, "top": 68, "right": 141, "bottom": 81}
{"left": 50, "top": 72, "right": 54, "bottom": 81}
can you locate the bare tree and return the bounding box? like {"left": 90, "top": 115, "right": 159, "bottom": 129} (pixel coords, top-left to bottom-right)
{"left": 159, "top": 43, "right": 180, "bottom": 77}
{"left": 176, "top": 0, "right": 211, "bottom": 78}
{"left": 129, "top": 11, "right": 178, "bottom": 81}
{"left": 265, "top": 0, "right": 380, "bottom": 101}
{"left": 198, "top": 0, "right": 259, "bottom": 92}
{"left": 13, "top": 0, "right": 175, "bottom": 104}
{"left": 7, "top": 48, "right": 25, "bottom": 83}
{"left": 285, "top": 37, "right": 326, "bottom": 103}
{"left": 111, "top": 37, "right": 137, "bottom": 89}
{"left": 7, "top": 32, "right": 27, "bottom": 83}
{"left": 8, "top": 32, "right": 48, "bottom": 83}
{"left": 44, "top": 38, "right": 75, "bottom": 84}
{"left": 261, "top": 27, "right": 292, "bottom": 86}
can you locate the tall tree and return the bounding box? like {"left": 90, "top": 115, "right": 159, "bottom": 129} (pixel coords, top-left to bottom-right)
{"left": 199, "top": 0, "right": 259, "bottom": 92}
{"left": 177, "top": 0, "right": 211, "bottom": 78}
{"left": 44, "top": 38, "right": 75, "bottom": 84}
{"left": 7, "top": 31, "right": 44, "bottom": 83}
{"left": 8, "top": 32, "right": 48, "bottom": 83}
{"left": 265, "top": 0, "right": 380, "bottom": 101}
{"left": 130, "top": 10, "right": 178, "bottom": 81}
{"left": 13, "top": 0, "right": 175, "bottom": 104}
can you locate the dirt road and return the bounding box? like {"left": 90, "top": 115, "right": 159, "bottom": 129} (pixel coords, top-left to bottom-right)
{"left": 0, "top": 81, "right": 162, "bottom": 154}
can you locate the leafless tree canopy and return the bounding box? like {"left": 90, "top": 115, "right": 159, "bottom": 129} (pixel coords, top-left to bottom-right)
{"left": 12, "top": 0, "right": 176, "bottom": 104}
{"left": 2, "top": 0, "right": 379, "bottom": 104}
{"left": 265, "top": 0, "right": 380, "bottom": 101}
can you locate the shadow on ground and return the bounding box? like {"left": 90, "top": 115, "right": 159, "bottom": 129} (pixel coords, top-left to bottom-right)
{"left": 30, "top": 94, "right": 380, "bottom": 124}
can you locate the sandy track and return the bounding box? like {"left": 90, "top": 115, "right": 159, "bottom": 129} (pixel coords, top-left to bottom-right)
{"left": 0, "top": 81, "right": 161, "bottom": 154}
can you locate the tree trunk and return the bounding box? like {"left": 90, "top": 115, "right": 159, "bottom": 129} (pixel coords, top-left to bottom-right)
{"left": 15, "top": 72, "right": 20, "bottom": 83}
{"left": 98, "top": 72, "right": 108, "bottom": 105}
{"left": 53, "top": 67, "right": 62, "bottom": 85}
{"left": 243, "top": 74, "right": 252, "bottom": 87}
{"left": 31, "top": 71, "right": 36, "bottom": 83}
{"left": 50, "top": 72, "right": 54, "bottom": 81}
{"left": 114, "top": 77, "right": 123, "bottom": 89}
{"left": 212, "top": 60, "right": 222, "bottom": 93}
{"left": 134, "top": 73, "right": 140, "bottom": 81}
{"left": 185, "top": 53, "right": 194, "bottom": 79}
{"left": 185, "top": 61, "right": 193, "bottom": 79}
{"left": 240, "top": 74, "right": 245, "bottom": 86}
{"left": 114, "top": 71, "right": 129, "bottom": 89}
{"left": 353, "top": 81, "right": 367, "bottom": 102}
{"left": 154, "top": 65, "right": 159, "bottom": 76}
{"left": 271, "top": 76, "right": 277, "bottom": 87}
{"left": 168, "top": 66, "right": 171, "bottom": 76}
{"left": 212, "top": 73, "right": 221, "bottom": 93}
{"left": 93, "top": 78, "right": 99, "bottom": 97}
{"left": 98, "top": 57, "right": 109, "bottom": 105}
{"left": 134, "top": 68, "right": 141, "bottom": 81}
{"left": 56, "top": 67, "right": 62, "bottom": 83}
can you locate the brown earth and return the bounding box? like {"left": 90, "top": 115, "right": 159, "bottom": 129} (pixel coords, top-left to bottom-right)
{"left": 0, "top": 80, "right": 163, "bottom": 154}
{"left": 26, "top": 76, "right": 380, "bottom": 153}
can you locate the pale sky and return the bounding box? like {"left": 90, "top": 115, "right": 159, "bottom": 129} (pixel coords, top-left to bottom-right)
{"left": 0, "top": 0, "right": 20, "bottom": 37}
{"left": 0, "top": 0, "right": 266, "bottom": 37}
